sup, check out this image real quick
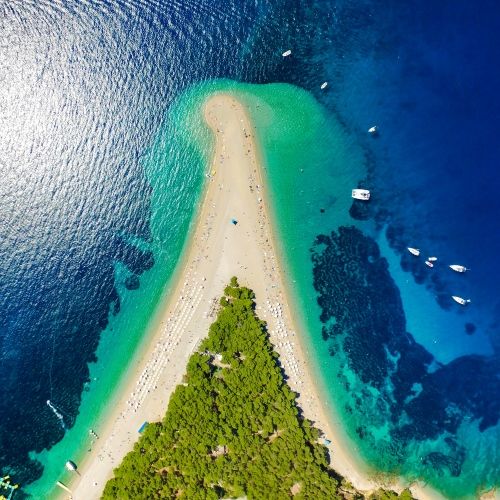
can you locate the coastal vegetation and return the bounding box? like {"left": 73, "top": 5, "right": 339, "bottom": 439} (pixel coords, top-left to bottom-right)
{"left": 103, "top": 278, "right": 413, "bottom": 499}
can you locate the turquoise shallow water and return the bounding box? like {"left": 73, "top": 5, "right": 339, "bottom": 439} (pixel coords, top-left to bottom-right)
{"left": 3, "top": 1, "right": 500, "bottom": 497}
{"left": 211, "top": 83, "right": 500, "bottom": 498}
{"left": 23, "top": 79, "right": 326, "bottom": 498}
{"left": 20, "top": 77, "right": 500, "bottom": 499}
{"left": 24, "top": 81, "right": 215, "bottom": 499}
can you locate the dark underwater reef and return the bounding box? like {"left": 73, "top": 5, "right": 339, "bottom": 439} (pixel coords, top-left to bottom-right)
{"left": 310, "top": 226, "right": 500, "bottom": 478}
{"left": 0, "top": 236, "right": 153, "bottom": 486}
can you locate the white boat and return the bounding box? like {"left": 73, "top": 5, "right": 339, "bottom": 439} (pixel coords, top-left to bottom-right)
{"left": 428, "top": 256, "right": 438, "bottom": 262}
{"left": 425, "top": 261, "right": 434, "bottom": 268}
{"left": 407, "top": 247, "right": 420, "bottom": 256}
{"left": 282, "top": 49, "right": 292, "bottom": 57}
{"left": 65, "top": 460, "right": 78, "bottom": 472}
{"left": 368, "top": 125, "right": 378, "bottom": 134}
{"left": 352, "top": 188, "right": 370, "bottom": 200}
{"left": 320, "top": 81, "right": 328, "bottom": 89}
{"left": 449, "top": 264, "right": 468, "bottom": 273}
{"left": 452, "top": 295, "right": 471, "bottom": 305}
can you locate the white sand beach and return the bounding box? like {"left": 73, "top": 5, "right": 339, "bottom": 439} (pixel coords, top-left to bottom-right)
{"left": 65, "top": 93, "right": 430, "bottom": 499}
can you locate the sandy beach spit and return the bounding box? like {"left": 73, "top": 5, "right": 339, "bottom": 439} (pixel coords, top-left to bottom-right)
{"left": 64, "top": 93, "right": 431, "bottom": 500}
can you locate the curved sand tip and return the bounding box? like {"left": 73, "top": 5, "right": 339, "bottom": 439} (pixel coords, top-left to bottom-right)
{"left": 69, "top": 91, "right": 416, "bottom": 499}
{"left": 204, "top": 92, "right": 238, "bottom": 126}
{"left": 201, "top": 93, "right": 431, "bottom": 500}
{"left": 202, "top": 93, "right": 380, "bottom": 492}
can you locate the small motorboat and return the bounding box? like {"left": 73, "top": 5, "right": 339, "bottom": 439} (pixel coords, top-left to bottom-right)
{"left": 425, "top": 260, "right": 434, "bottom": 268}
{"left": 352, "top": 188, "right": 370, "bottom": 200}
{"left": 449, "top": 264, "right": 468, "bottom": 273}
{"left": 428, "top": 256, "right": 438, "bottom": 262}
{"left": 452, "top": 295, "right": 471, "bottom": 305}
{"left": 320, "top": 81, "right": 328, "bottom": 89}
{"left": 407, "top": 247, "right": 420, "bottom": 256}
{"left": 368, "top": 125, "right": 378, "bottom": 134}
{"left": 65, "top": 460, "right": 79, "bottom": 474}
{"left": 282, "top": 49, "right": 292, "bottom": 57}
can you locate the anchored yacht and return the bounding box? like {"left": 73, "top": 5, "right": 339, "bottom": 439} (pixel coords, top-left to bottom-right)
{"left": 321, "top": 82, "right": 328, "bottom": 89}
{"left": 352, "top": 189, "right": 370, "bottom": 200}
{"left": 368, "top": 125, "right": 378, "bottom": 134}
{"left": 449, "top": 264, "right": 468, "bottom": 273}
{"left": 282, "top": 49, "right": 292, "bottom": 57}
{"left": 407, "top": 247, "right": 420, "bottom": 256}
{"left": 452, "top": 296, "right": 471, "bottom": 305}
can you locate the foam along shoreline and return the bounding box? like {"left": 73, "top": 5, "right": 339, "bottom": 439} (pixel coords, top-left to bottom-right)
{"left": 66, "top": 92, "right": 416, "bottom": 499}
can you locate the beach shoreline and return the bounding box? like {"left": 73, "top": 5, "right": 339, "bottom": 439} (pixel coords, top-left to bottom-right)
{"left": 63, "top": 91, "right": 431, "bottom": 499}
{"left": 240, "top": 95, "right": 440, "bottom": 500}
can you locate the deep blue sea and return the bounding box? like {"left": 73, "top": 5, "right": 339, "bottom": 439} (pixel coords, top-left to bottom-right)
{"left": 0, "top": 0, "right": 499, "bottom": 498}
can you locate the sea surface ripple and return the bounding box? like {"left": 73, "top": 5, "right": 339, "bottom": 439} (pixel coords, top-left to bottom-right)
{"left": 0, "top": 1, "right": 499, "bottom": 498}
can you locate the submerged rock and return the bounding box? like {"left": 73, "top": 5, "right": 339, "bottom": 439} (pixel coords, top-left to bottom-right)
{"left": 310, "top": 225, "right": 500, "bottom": 482}
{"left": 125, "top": 274, "right": 140, "bottom": 290}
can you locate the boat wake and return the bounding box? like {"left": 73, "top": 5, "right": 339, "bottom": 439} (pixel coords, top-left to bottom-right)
{"left": 46, "top": 400, "right": 67, "bottom": 431}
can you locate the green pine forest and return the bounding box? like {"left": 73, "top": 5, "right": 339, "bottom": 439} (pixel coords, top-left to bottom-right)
{"left": 102, "top": 278, "right": 413, "bottom": 500}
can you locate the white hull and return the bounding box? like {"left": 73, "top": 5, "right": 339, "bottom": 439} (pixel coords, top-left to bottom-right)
{"left": 282, "top": 50, "right": 292, "bottom": 57}
{"left": 425, "top": 261, "right": 434, "bottom": 268}
{"left": 321, "top": 82, "right": 328, "bottom": 89}
{"left": 452, "top": 295, "right": 470, "bottom": 305}
{"left": 449, "top": 264, "right": 468, "bottom": 273}
{"left": 368, "top": 126, "right": 378, "bottom": 134}
{"left": 407, "top": 247, "right": 420, "bottom": 256}
{"left": 352, "top": 189, "right": 370, "bottom": 200}
{"left": 65, "top": 460, "right": 78, "bottom": 472}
